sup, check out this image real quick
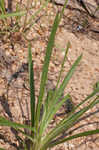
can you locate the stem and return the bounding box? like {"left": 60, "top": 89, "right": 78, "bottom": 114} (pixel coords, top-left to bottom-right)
{"left": 23, "top": 0, "right": 33, "bottom": 31}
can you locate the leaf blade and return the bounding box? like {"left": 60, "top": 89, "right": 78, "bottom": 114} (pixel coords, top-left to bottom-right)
{"left": 36, "top": 12, "right": 60, "bottom": 128}
{"left": 28, "top": 43, "right": 35, "bottom": 129}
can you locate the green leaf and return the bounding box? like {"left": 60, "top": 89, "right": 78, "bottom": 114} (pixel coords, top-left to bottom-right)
{"left": 42, "top": 99, "right": 99, "bottom": 149}
{"left": 28, "top": 43, "right": 35, "bottom": 128}
{"left": 36, "top": 12, "right": 60, "bottom": 128}
{"left": 56, "top": 41, "right": 71, "bottom": 89}
{"left": 17, "top": 128, "right": 34, "bottom": 142}
{"left": 0, "top": 11, "right": 26, "bottom": 19}
{"left": 59, "top": 0, "right": 69, "bottom": 21}
{"left": 45, "top": 89, "right": 55, "bottom": 111}
{"left": 42, "top": 54, "right": 82, "bottom": 132}
{"left": 74, "top": 87, "right": 99, "bottom": 111}
{"left": 0, "top": 0, "right": 6, "bottom": 14}
{"left": 49, "top": 129, "right": 99, "bottom": 147}
{"left": 0, "top": 117, "right": 34, "bottom": 132}
{"left": 93, "top": 81, "right": 99, "bottom": 90}
{"left": 39, "top": 94, "right": 71, "bottom": 136}
{"left": 56, "top": 54, "right": 82, "bottom": 101}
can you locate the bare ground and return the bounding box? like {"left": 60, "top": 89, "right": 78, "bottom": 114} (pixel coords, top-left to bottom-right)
{"left": 0, "top": 0, "right": 99, "bottom": 149}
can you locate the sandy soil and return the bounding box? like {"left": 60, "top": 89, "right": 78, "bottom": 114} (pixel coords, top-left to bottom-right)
{"left": 0, "top": 0, "right": 99, "bottom": 149}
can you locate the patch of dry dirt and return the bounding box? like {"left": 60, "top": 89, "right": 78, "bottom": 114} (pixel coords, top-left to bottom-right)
{"left": 0, "top": 0, "right": 99, "bottom": 149}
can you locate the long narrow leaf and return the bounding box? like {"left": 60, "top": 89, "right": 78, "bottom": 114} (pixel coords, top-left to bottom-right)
{"left": 59, "top": 0, "right": 69, "bottom": 21}
{"left": 0, "top": 11, "right": 26, "bottom": 19}
{"left": 39, "top": 42, "right": 71, "bottom": 135}
{"left": 0, "top": 117, "right": 34, "bottom": 132}
{"left": 36, "top": 12, "right": 60, "bottom": 128}
{"left": 49, "top": 129, "right": 99, "bottom": 148}
{"left": 42, "top": 54, "right": 82, "bottom": 133}
{"left": 28, "top": 43, "right": 35, "bottom": 128}
{"left": 59, "top": 87, "right": 99, "bottom": 122}
{"left": 49, "top": 54, "right": 82, "bottom": 114}
{"left": 74, "top": 87, "right": 99, "bottom": 111}
{"left": 0, "top": 0, "right": 6, "bottom": 14}
{"left": 42, "top": 99, "right": 99, "bottom": 148}
{"left": 55, "top": 54, "right": 82, "bottom": 103}
{"left": 39, "top": 94, "right": 70, "bottom": 136}
{"left": 56, "top": 41, "right": 71, "bottom": 89}
{"left": 17, "top": 128, "right": 34, "bottom": 142}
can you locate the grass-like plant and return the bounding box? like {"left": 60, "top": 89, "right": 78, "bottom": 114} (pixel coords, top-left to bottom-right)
{"left": 0, "top": 0, "right": 99, "bottom": 150}
{"left": 0, "top": 0, "right": 50, "bottom": 38}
